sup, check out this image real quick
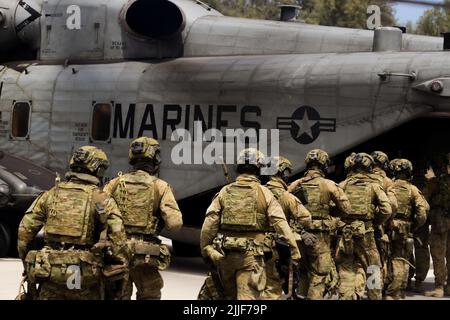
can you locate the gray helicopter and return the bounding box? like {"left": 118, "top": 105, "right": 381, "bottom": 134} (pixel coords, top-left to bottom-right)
{"left": 0, "top": 0, "right": 448, "bottom": 255}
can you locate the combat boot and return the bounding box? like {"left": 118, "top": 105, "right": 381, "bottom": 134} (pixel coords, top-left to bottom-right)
{"left": 425, "top": 286, "right": 444, "bottom": 298}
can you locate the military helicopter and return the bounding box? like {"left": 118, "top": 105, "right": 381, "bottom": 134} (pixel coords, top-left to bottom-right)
{"left": 0, "top": 0, "right": 449, "bottom": 256}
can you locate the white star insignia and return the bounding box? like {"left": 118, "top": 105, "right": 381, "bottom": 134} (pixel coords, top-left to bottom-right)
{"left": 292, "top": 110, "right": 318, "bottom": 139}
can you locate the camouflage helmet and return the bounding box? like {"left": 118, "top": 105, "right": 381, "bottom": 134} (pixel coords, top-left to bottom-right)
{"left": 274, "top": 156, "right": 293, "bottom": 174}
{"left": 371, "top": 151, "right": 390, "bottom": 170}
{"left": 390, "top": 158, "right": 413, "bottom": 175}
{"left": 129, "top": 137, "right": 161, "bottom": 165}
{"left": 305, "top": 149, "right": 330, "bottom": 168}
{"left": 344, "top": 152, "right": 356, "bottom": 171}
{"left": 237, "top": 148, "right": 266, "bottom": 168}
{"left": 352, "top": 152, "right": 374, "bottom": 171}
{"left": 69, "top": 146, "right": 109, "bottom": 176}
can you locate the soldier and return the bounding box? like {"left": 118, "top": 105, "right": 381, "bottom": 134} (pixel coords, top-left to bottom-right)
{"left": 408, "top": 164, "right": 432, "bottom": 293}
{"left": 264, "top": 156, "right": 312, "bottom": 299}
{"left": 337, "top": 153, "right": 392, "bottom": 300}
{"left": 384, "top": 159, "right": 428, "bottom": 300}
{"left": 288, "top": 149, "right": 351, "bottom": 300}
{"left": 104, "top": 137, "right": 183, "bottom": 300}
{"left": 370, "top": 151, "right": 398, "bottom": 294}
{"left": 200, "top": 148, "right": 301, "bottom": 300}
{"left": 17, "top": 146, "right": 129, "bottom": 300}
{"left": 425, "top": 153, "right": 450, "bottom": 298}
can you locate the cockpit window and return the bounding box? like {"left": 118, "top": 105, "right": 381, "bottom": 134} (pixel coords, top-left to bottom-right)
{"left": 91, "top": 103, "right": 112, "bottom": 142}
{"left": 11, "top": 102, "right": 31, "bottom": 138}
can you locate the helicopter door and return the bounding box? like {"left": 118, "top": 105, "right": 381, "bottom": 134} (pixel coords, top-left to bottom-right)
{"left": 40, "top": 2, "right": 106, "bottom": 60}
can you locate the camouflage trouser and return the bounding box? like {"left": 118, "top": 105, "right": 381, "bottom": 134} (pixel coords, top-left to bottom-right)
{"left": 409, "top": 222, "right": 430, "bottom": 283}
{"left": 297, "top": 231, "right": 333, "bottom": 300}
{"left": 38, "top": 281, "right": 101, "bottom": 300}
{"left": 261, "top": 250, "right": 282, "bottom": 300}
{"left": 122, "top": 263, "right": 164, "bottom": 300}
{"left": 430, "top": 214, "right": 450, "bottom": 287}
{"left": 217, "top": 251, "right": 266, "bottom": 300}
{"left": 386, "top": 238, "right": 411, "bottom": 298}
{"left": 336, "top": 231, "right": 382, "bottom": 300}
{"left": 197, "top": 271, "right": 224, "bottom": 300}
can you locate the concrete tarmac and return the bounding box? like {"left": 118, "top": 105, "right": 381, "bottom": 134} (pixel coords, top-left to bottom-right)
{"left": 0, "top": 239, "right": 447, "bottom": 300}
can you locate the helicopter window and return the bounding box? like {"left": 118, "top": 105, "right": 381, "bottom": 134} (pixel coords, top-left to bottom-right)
{"left": 91, "top": 103, "right": 112, "bottom": 142}
{"left": 11, "top": 102, "right": 30, "bottom": 138}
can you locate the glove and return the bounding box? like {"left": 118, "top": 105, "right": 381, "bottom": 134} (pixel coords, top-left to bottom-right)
{"left": 300, "top": 230, "right": 318, "bottom": 247}
{"left": 204, "top": 245, "right": 225, "bottom": 266}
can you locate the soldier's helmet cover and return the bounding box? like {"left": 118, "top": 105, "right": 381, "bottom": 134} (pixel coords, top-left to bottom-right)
{"left": 305, "top": 149, "right": 330, "bottom": 168}
{"left": 344, "top": 152, "right": 356, "bottom": 171}
{"left": 237, "top": 148, "right": 266, "bottom": 169}
{"left": 274, "top": 156, "right": 293, "bottom": 174}
{"left": 371, "top": 151, "right": 390, "bottom": 171}
{"left": 69, "top": 146, "right": 110, "bottom": 177}
{"left": 352, "top": 153, "right": 374, "bottom": 171}
{"left": 129, "top": 137, "right": 161, "bottom": 165}
{"left": 390, "top": 158, "right": 413, "bottom": 175}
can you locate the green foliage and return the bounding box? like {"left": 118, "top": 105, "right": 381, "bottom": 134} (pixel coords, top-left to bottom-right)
{"left": 415, "top": 1, "right": 450, "bottom": 36}
{"left": 202, "top": 0, "right": 396, "bottom": 29}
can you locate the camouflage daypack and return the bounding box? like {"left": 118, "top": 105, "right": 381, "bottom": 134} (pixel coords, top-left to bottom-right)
{"left": 114, "top": 172, "right": 158, "bottom": 235}
{"left": 344, "top": 179, "right": 375, "bottom": 219}
{"left": 393, "top": 183, "right": 412, "bottom": 219}
{"left": 220, "top": 182, "right": 267, "bottom": 232}
{"left": 302, "top": 179, "right": 329, "bottom": 219}
{"left": 46, "top": 182, "right": 97, "bottom": 244}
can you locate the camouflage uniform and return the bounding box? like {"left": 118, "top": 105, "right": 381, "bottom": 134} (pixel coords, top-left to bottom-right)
{"left": 370, "top": 151, "right": 398, "bottom": 294}
{"left": 200, "top": 149, "right": 300, "bottom": 300}
{"left": 264, "top": 156, "right": 311, "bottom": 300}
{"left": 425, "top": 157, "right": 450, "bottom": 297}
{"left": 337, "top": 153, "right": 392, "bottom": 300}
{"left": 288, "top": 149, "right": 351, "bottom": 300}
{"left": 17, "top": 146, "right": 128, "bottom": 300}
{"left": 104, "top": 137, "right": 183, "bottom": 300}
{"left": 409, "top": 166, "right": 434, "bottom": 291}
{"left": 385, "top": 159, "right": 428, "bottom": 300}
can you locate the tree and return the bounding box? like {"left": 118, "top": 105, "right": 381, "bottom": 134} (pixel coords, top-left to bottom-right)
{"left": 201, "top": 0, "right": 396, "bottom": 27}
{"left": 415, "top": 1, "right": 450, "bottom": 36}
{"left": 300, "top": 0, "right": 396, "bottom": 29}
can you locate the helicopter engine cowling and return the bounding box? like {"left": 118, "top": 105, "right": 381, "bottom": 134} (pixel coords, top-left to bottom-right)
{"left": 0, "top": 0, "right": 41, "bottom": 57}
{"left": 120, "top": 0, "right": 185, "bottom": 40}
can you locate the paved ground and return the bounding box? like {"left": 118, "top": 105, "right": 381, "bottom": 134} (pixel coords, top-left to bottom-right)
{"left": 1, "top": 239, "right": 448, "bottom": 300}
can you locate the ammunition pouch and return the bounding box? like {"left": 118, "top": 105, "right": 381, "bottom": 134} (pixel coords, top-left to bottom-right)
{"left": 405, "top": 236, "right": 414, "bottom": 258}
{"left": 24, "top": 248, "right": 101, "bottom": 287}
{"left": 127, "top": 239, "right": 170, "bottom": 270}
{"left": 309, "top": 218, "right": 336, "bottom": 232}
{"left": 222, "top": 236, "right": 264, "bottom": 256}
{"left": 391, "top": 219, "right": 411, "bottom": 241}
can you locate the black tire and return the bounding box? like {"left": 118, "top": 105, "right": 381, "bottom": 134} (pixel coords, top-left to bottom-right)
{"left": 0, "top": 222, "right": 11, "bottom": 257}
{"left": 171, "top": 240, "right": 201, "bottom": 257}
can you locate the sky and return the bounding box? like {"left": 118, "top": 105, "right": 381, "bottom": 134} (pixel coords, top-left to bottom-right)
{"left": 394, "top": 3, "right": 434, "bottom": 25}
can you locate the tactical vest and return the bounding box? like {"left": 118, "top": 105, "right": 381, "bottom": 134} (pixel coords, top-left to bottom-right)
{"left": 45, "top": 182, "right": 97, "bottom": 246}
{"left": 344, "top": 180, "right": 375, "bottom": 220}
{"left": 220, "top": 182, "right": 268, "bottom": 232}
{"left": 302, "top": 179, "right": 329, "bottom": 219}
{"left": 393, "top": 183, "right": 412, "bottom": 220}
{"left": 267, "top": 185, "right": 290, "bottom": 230}
{"left": 113, "top": 173, "right": 159, "bottom": 235}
